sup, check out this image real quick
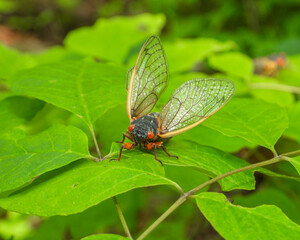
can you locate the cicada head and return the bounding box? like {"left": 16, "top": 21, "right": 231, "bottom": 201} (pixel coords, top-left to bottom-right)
{"left": 127, "top": 114, "right": 158, "bottom": 143}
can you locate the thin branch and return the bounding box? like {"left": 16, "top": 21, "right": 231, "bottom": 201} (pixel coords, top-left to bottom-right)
{"left": 137, "top": 196, "right": 186, "bottom": 240}
{"left": 137, "top": 151, "right": 296, "bottom": 240}
{"left": 89, "top": 125, "right": 102, "bottom": 161}
{"left": 88, "top": 155, "right": 101, "bottom": 162}
{"left": 187, "top": 156, "right": 282, "bottom": 196}
{"left": 282, "top": 149, "right": 300, "bottom": 157}
{"left": 250, "top": 82, "right": 300, "bottom": 94}
{"left": 112, "top": 196, "right": 133, "bottom": 240}
{"left": 270, "top": 147, "right": 278, "bottom": 157}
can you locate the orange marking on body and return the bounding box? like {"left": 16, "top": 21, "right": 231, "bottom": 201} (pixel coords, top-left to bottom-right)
{"left": 146, "top": 142, "right": 163, "bottom": 150}
{"left": 146, "top": 143, "right": 154, "bottom": 150}
{"left": 276, "top": 57, "right": 285, "bottom": 67}
{"left": 123, "top": 142, "right": 133, "bottom": 150}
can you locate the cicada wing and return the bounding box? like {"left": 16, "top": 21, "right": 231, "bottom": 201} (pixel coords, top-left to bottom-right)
{"left": 126, "top": 67, "right": 133, "bottom": 90}
{"left": 158, "top": 79, "right": 235, "bottom": 138}
{"left": 126, "top": 36, "right": 168, "bottom": 120}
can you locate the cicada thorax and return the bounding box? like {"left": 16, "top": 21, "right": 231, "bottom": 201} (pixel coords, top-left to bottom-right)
{"left": 128, "top": 112, "right": 158, "bottom": 143}
{"left": 127, "top": 112, "right": 166, "bottom": 147}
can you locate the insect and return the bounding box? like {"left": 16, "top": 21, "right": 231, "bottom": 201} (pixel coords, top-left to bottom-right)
{"left": 112, "top": 36, "right": 235, "bottom": 165}
{"left": 253, "top": 53, "right": 287, "bottom": 77}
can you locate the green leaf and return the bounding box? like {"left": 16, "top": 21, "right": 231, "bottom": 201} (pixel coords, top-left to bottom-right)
{"left": 289, "top": 157, "right": 300, "bottom": 175}
{"left": 0, "top": 44, "right": 35, "bottom": 80}
{"left": 234, "top": 187, "right": 300, "bottom": 224}
{"left": 64, "top": 13, "right": 165, "bottom": 63}
{"left": 285, "top": 101, "right": 300, "bottom": 144}
{"left": 164, "top": 38, "right": 235, "bottom": 74}
{"left": 94, "top": 104, "right": 129, "bottom": 156}
{"left": 28, "top": 199, "right": 118, "bottom": 240}
{"left": 212, "top": 73, "right": 250, "bottom": 96}
{"left": 158, "top": 140, "right": 256, "bottom": 191}
{"left": 0, "top": 96, "right": 44, "bottom": 135}
{"left": 0, "top": 156, "right": 179, "bottom": 216}
{"left": 196, "top": 192, "right": 300, "bottom": 240}
{"left": 177, "top": 125, "right": 255, "bottom": 152}
{"left": 0, "top": 98, "right": 24, "bottom": 135}
{"left": 26, "top": 104, "right": 72, "bottom": 135}
{"left": 277, "top": 54, "right": 300, "bottom": 86}
{"left": 0, "top": 44, "right": 84, "bottom": 82}
{"left": 10, "top": 60, "right": 127, "bottom": 127}
{"left": 208, "top": 52, "right": 253, "bottom": 78}
{"left": 203, "top": 98, "right": 289, "bottom": 149}
{"left": 250, "top": 75, "right": 294, "bottom": 108}
{"left": 33, "top": 46, "right": 84, "bottom": 64}
{"left": 258, "top": 167, "right": 300, "bottom": 181}
{"left": 0, "top": 125, "right": 91, "bottom": 194}
{"left": 164, "top": 165, "right": 210, "bottom": 192}
{"left": 82, "top": 234, "right": 128, "bottom": 240}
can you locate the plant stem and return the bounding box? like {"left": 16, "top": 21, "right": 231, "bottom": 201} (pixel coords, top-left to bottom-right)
{"left": 89, "top": 155, "right": 101, "bottom": 162}
{"left": 137, "top": 196, "right": 187, "bottom": 240}
{"left": 250, "top": 82, "right": 300, "bottom": 94}
{"left": 89, "top": 125, "right": 102, "bottom": 161}
{"left": 270, "top": 146, "right": 278, "bottom": 157}
{"left": 187, "top": 156, "right": 282, "bottom": 195}
{"left": 282, "top": 149, "right": 300, "bottom": 157}
{"left": 112, "top": 196, "right": 133, "bottom": 240}
{"left": 137, "top": 153, "right": 289, "bottom": 240}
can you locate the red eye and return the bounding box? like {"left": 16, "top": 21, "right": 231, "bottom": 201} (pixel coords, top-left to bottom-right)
{"left": 147, "top": 131, "right": 155, "bottom": 139}
{"left": 128, "top": 125, "right": 135, "bottom": 132}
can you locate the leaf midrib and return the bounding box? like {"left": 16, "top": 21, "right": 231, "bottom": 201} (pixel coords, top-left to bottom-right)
{"left": 0, "top": 151, "right": 89, "bottom": 182}
{"left": 0, "top": 149, "right": 90, "bottom": 160}
{"left": 76, "top": 61, "right": 92, "bottom": 124}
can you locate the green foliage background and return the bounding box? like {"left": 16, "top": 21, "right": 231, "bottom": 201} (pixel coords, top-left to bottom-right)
{"left": 0, "top": 1, "right": 300, "bottom": 239}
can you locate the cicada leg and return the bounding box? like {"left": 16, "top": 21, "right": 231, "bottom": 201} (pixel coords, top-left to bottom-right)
{"left": 146, "top": 142, "right": 178, "bottom": 166}
{"left": 161, "top": 145, "right": 178, "bottom": 159}
{"left": 116, "top": 132, "right": 133, "bottom": 143}
{"left": 110, "top": 142, "right": 135, "bottom": 162}
{"left": 153, "top": 144, "right": 163, "bottom": 166}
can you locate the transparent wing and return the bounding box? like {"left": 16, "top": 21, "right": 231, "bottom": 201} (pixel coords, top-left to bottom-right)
{"left": 158, "top": 79, "right": 235, "bottom": 138}
{"left": 126, "top": 36, "right": 168, "bottom": 119}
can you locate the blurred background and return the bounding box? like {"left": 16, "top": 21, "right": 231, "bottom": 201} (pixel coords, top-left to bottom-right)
{"left": 0, "top": 0, "right": 300, "bottom": 239}
{"left": 1, "top": 0, "right": 300, "bottom": 55}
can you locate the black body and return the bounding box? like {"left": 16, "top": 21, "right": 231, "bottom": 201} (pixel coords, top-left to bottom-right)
{"left": 130, "top": 112, "right": 167, "bottom": 147}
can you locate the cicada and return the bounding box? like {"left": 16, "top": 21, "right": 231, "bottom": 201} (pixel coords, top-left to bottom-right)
{"left": 253, "top": 53, "right": 287, "bottom": 77}
{"left": 113, "top": 36, "right": 235, "bottom": 165}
